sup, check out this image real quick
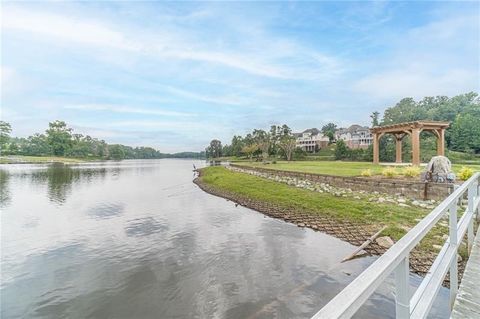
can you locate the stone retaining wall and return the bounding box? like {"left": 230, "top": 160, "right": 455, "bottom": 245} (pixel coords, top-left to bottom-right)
{"left": 230, "top": 164, "right": 455, "bottom": 201}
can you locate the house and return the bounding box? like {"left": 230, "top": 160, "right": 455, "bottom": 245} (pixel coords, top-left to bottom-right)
{"left": 295, "top": 128, "right": 329, "bottom": 152}
{"left": 335, "top": 125, "right": 373, "bottom": 149}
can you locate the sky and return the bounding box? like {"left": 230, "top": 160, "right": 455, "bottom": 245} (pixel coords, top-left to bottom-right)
{"left": 1, "top": 1, "right": 479, "bottom": 153}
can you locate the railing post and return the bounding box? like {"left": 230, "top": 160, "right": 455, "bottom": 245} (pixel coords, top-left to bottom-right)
{"left": 394, "top": 256, "right": 410, "bottom": 319}
{"left": 467, "top": 184, "right": 475, "bottom": 255}
{"left": 449, "top": 202, "right": 458, "bottom": 309}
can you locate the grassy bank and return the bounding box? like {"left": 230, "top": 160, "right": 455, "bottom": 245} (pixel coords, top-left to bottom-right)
{"left": 236, "top": 160, "right": 480, "bottom": 177}
{"left": 197, "top": 166, "right": 468, "bottom": 275}
{"left": 0, "top": 155, "right": 94, "bottom": 164}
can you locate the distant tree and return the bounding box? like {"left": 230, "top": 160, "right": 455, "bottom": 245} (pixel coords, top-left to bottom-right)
{"left": 24, "top": 134, "right": 51, "bottom": 156}
{"left": 108, "top": 144, "right": 125, "bottom": 160}
{"left": 230, "top": 135, "right": 244, "bottom": 157}
{"left": 0, "top": 121, "right": 12, "bottom": 152}
{"left": 450, "top": 106, "right": 480, "bottom": 153}
{"left": 242, "top": 144, "right": 259, "bottom": 162}
{"left": 45, "top": 120, "right": 73, "bottom": 156}
{"left": 335, "top": 139, "right": 348, "bottom": 160}
{"left": 253, "top": 129, "right": 270, "bottom": 161}
{"left": 278, "top": 135, "right": 297, "bottom": 161}
{"left": 321, "top": 123, "right": 337, "bottom": 143}
{"left": 206, "top": 139, "right": 222, "bottom": 158}
{"left": 370, "top": 111, "right": 380, "bottom": 127}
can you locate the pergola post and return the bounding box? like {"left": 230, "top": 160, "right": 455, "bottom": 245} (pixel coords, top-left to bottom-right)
{"left": 437, "top": 129, "right": 445, "bottom": 156}
{"left": 395, "top": 134, "right": 404, "bottom": 163}
{"left": 411, "top": 128, "right": 421, "bottom": 166}
{"left": 373, "top": 132, "right": 379, "bottom": 164}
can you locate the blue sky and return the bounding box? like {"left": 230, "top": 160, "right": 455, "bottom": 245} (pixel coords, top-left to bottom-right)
{"left": 1, "top": 1, "right": 479, "bottom": 152}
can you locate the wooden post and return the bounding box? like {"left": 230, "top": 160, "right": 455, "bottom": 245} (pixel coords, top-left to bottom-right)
{"left": 411, "top": 128, "right": 420, "bottom": 166}
{"left": 437, "top": 129, "right": 445, "bottom": 156}
{"left": 395, "top": 135, "right": 403, "bottom": 163}
{"left": 373, "top": 132, "right": 379, "bottom": 164}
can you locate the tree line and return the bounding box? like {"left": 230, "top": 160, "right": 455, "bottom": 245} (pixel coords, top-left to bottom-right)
{"left": 206, "top": 92, "right": 479, "bottom": 162}
{"left": 206, "top": 124, "right": 303, "bottom": 161}
{"left": 0, "top": 120, "right": 205, "bottom": 160}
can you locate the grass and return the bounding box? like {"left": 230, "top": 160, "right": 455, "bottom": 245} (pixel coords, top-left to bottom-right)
{"left": 236, "top": 160, "right": 480, "bottom": 178}
{"left": 0, "top": 155, "right": 93, "bottom": 164}
{"left": 199, "top": 166, "right": 463, "bottom": 258}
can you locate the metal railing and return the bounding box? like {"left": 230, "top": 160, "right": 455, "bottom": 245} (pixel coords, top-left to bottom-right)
{"left": 311, "top": 172, "right": 480, "bottom": 319}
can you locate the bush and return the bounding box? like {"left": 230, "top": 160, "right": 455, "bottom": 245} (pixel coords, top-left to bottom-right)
{"left": 360, "top": 169, "right": 372, "bottom": 177}
{"left": 402, "top": 166, "right": 421, "bottom": 178}
{"left": 458, "top": 166, "right": 474, "bottom": 181}
{"left": 382, "top": 167, "right": 398, "bottom": 178}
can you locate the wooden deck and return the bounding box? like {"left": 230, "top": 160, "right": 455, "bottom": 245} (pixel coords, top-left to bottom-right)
{"left": 451, "top": 225, "right": 480, "bottom": 319}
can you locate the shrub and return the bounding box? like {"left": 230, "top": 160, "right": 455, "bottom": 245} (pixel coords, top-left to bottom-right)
{"left": 402, "top": 166, "right": 421, "bottom": 178}
{"left": 360, "top": 169, "right": 372, "bottom": 177}
{"left": 458, "top": 166, "right": 474, "bottom": 181}
{"left": 382, "top": 167, "right": 398, "bottom": 178}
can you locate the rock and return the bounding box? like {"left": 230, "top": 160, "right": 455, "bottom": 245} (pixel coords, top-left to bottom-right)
{"left": 298, "top": 223, "right": 305, "bottom": 227}
{"left": 432, "top": 244, "right": 442, "bottom": 250}
{"left": 399, "top": 203, "right": 410, "bottom": 207}
{"left": 354, "top": 196, "right": 361, "bottom": 200}
{"left": 376, "top": 236, "right": 394, "bottom": 248}
{"left": 377, "top": 197, "right": 386, "bottom": 203}
{"left": 397, "top": 198, "right": 407, "bottom": 203}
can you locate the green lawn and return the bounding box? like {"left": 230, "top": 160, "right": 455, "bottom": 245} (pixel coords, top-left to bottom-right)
{"left": 199, "top": 166, "right": 460, "bottom": 258}
{"left": 0, "top": 155, "right": 93, "bottom": 164}
{"left": 236, "top": 160, "right": 480, "bottom": 177}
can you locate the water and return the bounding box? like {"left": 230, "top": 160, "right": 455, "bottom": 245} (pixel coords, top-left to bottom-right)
{"left": 0, "top": 159, "right": 449, "bottom": 318}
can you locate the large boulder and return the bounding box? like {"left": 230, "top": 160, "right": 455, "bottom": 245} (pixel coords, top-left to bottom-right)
{"left": 422, "top": 156, "right": 455, "bottom": 183}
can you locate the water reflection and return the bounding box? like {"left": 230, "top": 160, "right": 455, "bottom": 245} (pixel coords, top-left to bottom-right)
{"left": 125, "top": 217, "right": 168, "bottom": 237}
{"left": 0, "top": 169, "right": 10, "bottom": 207}
{"left": 0, "top": 160, "right": 450, "bottom": 318}
{"left": 88, "top": 202, "right": 125, "bottom": 219}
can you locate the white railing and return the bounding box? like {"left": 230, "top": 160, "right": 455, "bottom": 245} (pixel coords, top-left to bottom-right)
{"left": 312, "top": 172, "right": 480, "bottom": 319}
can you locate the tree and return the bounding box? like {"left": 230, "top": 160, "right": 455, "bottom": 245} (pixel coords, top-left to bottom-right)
{"left": 335, "top": 139, "right": 348, "bottom": 160}
{"left": 206, "top": 139, "right": 222, "bottom": 158}
{"left": 108, "top": 144, "right": 125, "bottom": 160}
{"left": 0, "top": 121, "right": 12, "bottom": 152}
{"left": 370, "top": 111, "right": 380, "bottom": 127}
{"left": 230, "top": 135, "right": 244, "bottom": 157}
{"left": 321, "top": 123, "right": 337, "bottom": 143}
{"left": 24, "top": 134, "right": 51, "bottom": 156}
{"left": 278, "top": 135, "right": 297, "bottom": 161}
{"left": 45, "top": 120, "right": 73, "bottom": 156}
{"left": 253, "top": 129, "right": 270, "bottom": 161}
{"left": 242, "top": 144, "right": 259, "bottom": 162}
{"left": 450, "top": 106, "right": 480, "bottom": 153}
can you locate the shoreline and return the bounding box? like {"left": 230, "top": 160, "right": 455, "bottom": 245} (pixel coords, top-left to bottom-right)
{"left": 194, "top": 167, "right": 466, "bottom": 284}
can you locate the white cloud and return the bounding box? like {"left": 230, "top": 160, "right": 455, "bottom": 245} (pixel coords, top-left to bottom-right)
{"left": 1, "top": 6, "right": 342, "bottom": 80}
{"left": 64, "top": 104, "right": 195, "bottom": 117}
{"left": 354, "top": 68, "right": 477, "bottom": 100}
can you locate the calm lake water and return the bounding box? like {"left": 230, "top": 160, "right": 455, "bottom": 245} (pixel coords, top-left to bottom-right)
{"left": 1, "top": 159, "right": 448, "bottom": 318}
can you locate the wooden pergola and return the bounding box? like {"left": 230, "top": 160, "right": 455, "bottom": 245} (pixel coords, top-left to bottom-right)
{"left": 370, "top": 121, "right": 449, "bottom": 166}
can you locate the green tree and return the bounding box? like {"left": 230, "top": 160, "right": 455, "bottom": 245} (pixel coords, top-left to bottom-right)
{"left": 108, "top": 144, "right": 125, "bottom": 160}
{"left": 278, "top": 135, "right": 297, "bottom": 161}
{"left": 321, "top": 123, "right": 337, "bottom": 143}
{"left": 335, "top": 139, "right": 348, "bottom": 160}
{"left": 450, "top": 106, "right": 480, "bottom": 153}
{"left": 24, "top": 134, "right": 51, "bottom": 155}
{"left": 206, "top": 139, "right": 222, "bottom": 158}
{"left": 0, "top": 121, "right": 12, "bottom": 152}
{"left": 45, "top": 120, "right": 73, "bottom": 156}
{"left": 370, "top": 111, "right": 380, "bottom": 127}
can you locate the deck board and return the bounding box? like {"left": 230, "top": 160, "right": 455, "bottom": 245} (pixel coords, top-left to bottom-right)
{"left": 451, "top": 225, "right": 480, "bottom": 319}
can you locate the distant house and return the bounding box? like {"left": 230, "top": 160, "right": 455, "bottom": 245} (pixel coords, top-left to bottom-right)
{"left": 295, "top": 128, "right": 329, "bottom": 152}
{"left": 335, "top": 125, "right": 373, "bottom": 149}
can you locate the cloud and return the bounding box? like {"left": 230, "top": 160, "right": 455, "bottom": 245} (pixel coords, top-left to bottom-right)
{"left": 1, "top": 5, "right": 342, "bottom": 80}
{"left": 353, "top": 68, "right": 477, "bottom": 100}
{"left": 163, "top": 86, "right": 249, "bottom": 106}
{"left": 64, "top": 104, "right": 195, "bottom": 117}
